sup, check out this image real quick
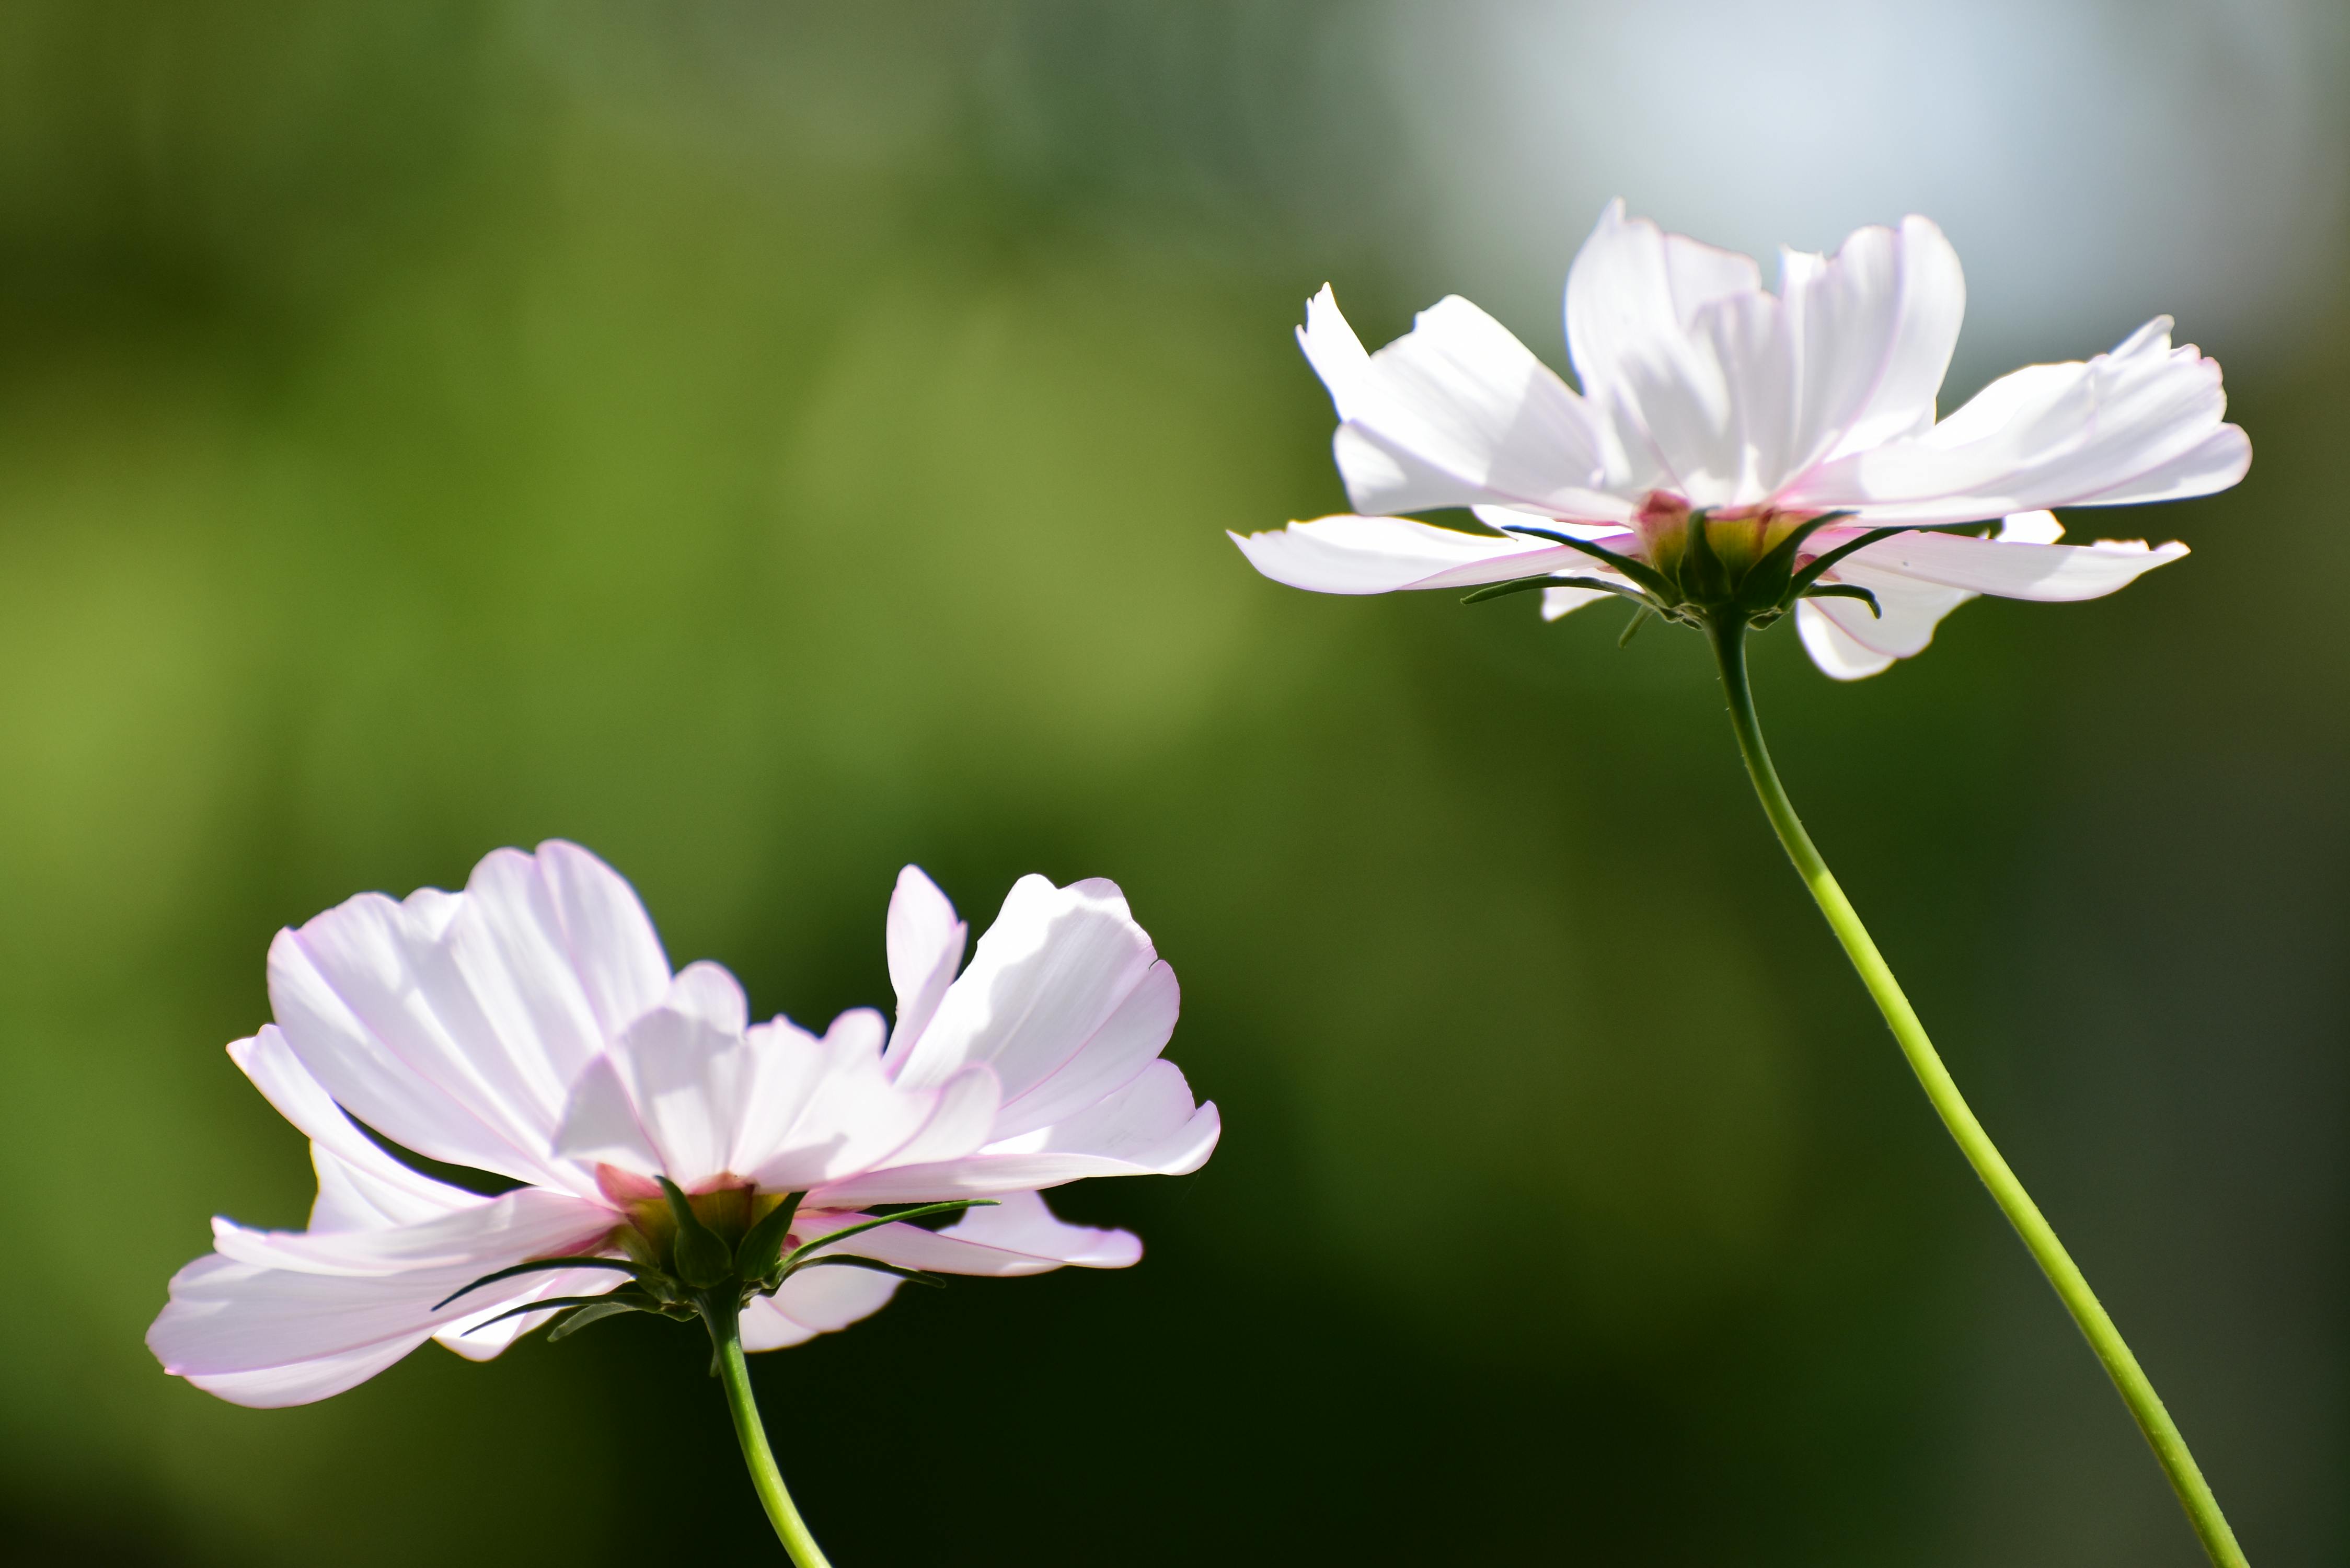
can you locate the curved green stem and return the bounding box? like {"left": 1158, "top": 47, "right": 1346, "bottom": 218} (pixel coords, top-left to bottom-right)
{"left": 705, "top": 1296, "right": 835, "bottom": 1566}
{"left": 1707, "top": 618, "right": 2247, "bottom": 1568}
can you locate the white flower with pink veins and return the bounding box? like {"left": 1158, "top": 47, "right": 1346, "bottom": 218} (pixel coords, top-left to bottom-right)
{"left": 1233, "top": 200, "right": 2249, "bottom": 677}
{"left": 148, "top": 841, "right": 1218, "bottom": 1408}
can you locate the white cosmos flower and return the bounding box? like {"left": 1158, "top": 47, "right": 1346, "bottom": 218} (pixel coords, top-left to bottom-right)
{"left": 1232, "top": 200, "right": 2250, "bottom": 678}
{"left": 147, "top": 842, "right": 1218, "bottom": 1408}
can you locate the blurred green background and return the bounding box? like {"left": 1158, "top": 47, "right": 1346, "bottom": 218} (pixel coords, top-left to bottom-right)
{"left": 1, "top": 2, "right": 2343, "bottom": 1564}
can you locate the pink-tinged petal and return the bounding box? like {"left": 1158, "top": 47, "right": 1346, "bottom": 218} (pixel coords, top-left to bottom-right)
{"left": 823, "top": 1191, "right": 1141, "bottom": 1278}
{"left": 1564, "top": 199, "right": 1766, "bottom": 503}
{"left": 882, "top": 867, "right": 966, "bottom": 1070}
{"left": 435, "top": 1265, "right": 630, "bottom": 1359}
{"left": 522, "top": 840, "right": 675, "bottom": 1036}
{"left": 2066, "top": 422, "right": 2252, "bottom": 509}
{"left": 1808, "top": 524, "right": 2190, "bottom": 603}
{"left": 204, "top": 1186, "right": 614, "bottom": 1278}
{"left": 737, "top": 1294, "right": 820, "bottom": 1351}
{"left": 813, "top": 1060, "right": 1219, "bottom": 1206}
{"left": 1779, "top": 216, "right": 1965, "bottom": 468}
{"left": 266, "top": 841, "right": 675, "bottom": 1196}
{"left": 1793, "top": 512, "right": 2071, "bottom": 681}
{"left": 1231, "top": 514, "right": 1639, "bottom": 597}
{"left": 1795, "top": 601, "right": 1898, "bottom": 681}
{"left": 149, "top": 1189, "right": 617, "bottom": 1403}
{"left": 1563, "top": 210, "right": 1964, "bottom": 507}
{"left": 580, "top": 963, "right": 757, "bottom": 1190}
{"left": 308, "top": 1145, "right": 482, "bottom": 1232}
{"left": 550, "top": 1056, "right": 664, "bottom": 1179}
{"left": 180, "top": 1315, "right": 432, "bottom": 1408}
{"left": 1467, "top": 505, "right": 1624, "bottom": 540}
{"left": 891, "top": 875, "right": 1158, "bottom": 1106}
{"left": 228, "top": 1026, "right": 478, "bottom": 1230}
{"left": 1008, "top": 1057, "right": 1217, "bottom": 1168}
{"left": 740, "top": 1263, "right": 901, "bottom": 1351}
{"left": 863, "top": 1064, "right": 1000, "bottom": 1170}
{"left": 939, "top": 1189, "right": 1141, "bottom": 1267}
{"left": 989, "top": 960, "right": 1177, "bottom": 1141}
{"left": 1299, "top": 286, "right": 1634, "bottom": 519}
{"left": 1788, "top": 318, "right": 2247, "bottom": 523}
{"left": 722, "top": 1017, "right": 832, "bottom": 1176}
{"left": 738, "top": 1011, "right": 943, "bottom": 1192}
{"left": 1803, "top": 574, "right": 1975, "bottom": 660}
{"left": 268, "top": 915, "right": 555, "bottom": 1187}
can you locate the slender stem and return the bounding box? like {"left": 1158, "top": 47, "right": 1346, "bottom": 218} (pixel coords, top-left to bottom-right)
{"left": 1707, "top": 618, "right": 2248, "bottom": 1568}
{"left": 704, "top": 1296, "right": 835, "bottom": 1567}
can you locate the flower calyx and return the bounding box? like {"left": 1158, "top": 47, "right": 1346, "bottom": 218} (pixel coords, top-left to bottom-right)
{"left": 433, "top": 1178, "right": 995, "bottom": 1348}
{"left": 1467, "top": 496, "right": 1973, "bottom": 639}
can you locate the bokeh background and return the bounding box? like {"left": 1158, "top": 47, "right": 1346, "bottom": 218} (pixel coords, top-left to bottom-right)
{"left": 2, "top": 2, "right": 2343, "bottom": 1563}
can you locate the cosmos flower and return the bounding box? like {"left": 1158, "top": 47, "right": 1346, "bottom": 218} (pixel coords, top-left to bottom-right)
{"left": 148, "top": 841, "right": 1218, "bottom": 1408}
{"left": 1233, "top": 200, "right": 2248, "bottom": 677}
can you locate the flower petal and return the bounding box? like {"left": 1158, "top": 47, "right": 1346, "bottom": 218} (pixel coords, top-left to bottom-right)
{"left": 889, "top": 877, "right": 1195, "bottom": 1145}
{"left": 1299, "top": 286, "right": 1633, "bottom": 520}
{"left": 1560, "top": 206, "right": 1965, "bottom": 508}
{"left": 1778, "top": 216, "right": 1966, "bottom": 468}
{"left": 989, "top": 959, "right": 1178, "bottom": 1140}
{"left": 1230, "top": 514, "right": 1632, "bottom": 596}
{"left": 266, "top": 842, "right": 673, "bottom": 1194}
{"left": 560, "top": 963, "right": 758, "bottom": 1190}
{"left": 229, "top": 1025, "right": 480, "bottom": 1230}
{"left": 1803, "top": 576, "right": 1975, "bottom": 660}
{"left": 1808, "top": 524, "right": 2190, "bottom": 602}
{"left": 818, "top": 1191, "right": 1142, "bottom": 1277}
{"left": 148, "top": 1188, "right": 617, "bottom": 1405}
{"left": 735, "top": 1011, "right": 951, "bottom": 1192}
{"left": 1789, "top": 318, "right": 2248, "bottom": 522}
{"left": 882, "top": 866, "right": 966, "bottom": 1070}
{"left": 1795, "top": 600, "right": 1898, "bottom": 682}
{"left": 1563, "top": 199, "right": 1766, "bottom": 504}
{"left": 740, "top": 1264, "right": 902, "bottom": 1351}
{"left": 178, "top": 1316, "right": 433, "bottom": 1409}
{"left": 812, "top": 1059, "right": 1219, "bottom": 1206}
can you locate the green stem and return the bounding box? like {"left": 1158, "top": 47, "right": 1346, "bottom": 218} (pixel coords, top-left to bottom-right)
{"left": 705, "top": 1296, "right": 835, "bottom": 1566}
{"left": 1707, "top": 618, "right": 2247, "bottom": 1568}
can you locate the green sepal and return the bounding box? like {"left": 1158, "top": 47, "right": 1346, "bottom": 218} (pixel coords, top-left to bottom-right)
{"left": 461, "top": 1290, "right": 653, "bottom": 1336}
{"left": 1802, "top": 583, "right": 1883, "bottom": 618}
{"left": 1492, "top": 524, "right": 1679, "bottom": 602}
{"left": 792, "top": 1255, "right": 948, "bottom": 1289}
{"left": 546, "top": 1297, "right": 649, "bottom": 1342}
{"left": 659, "top": 1175, "right": 737, "bottom": 1288}
{"left": 1679, "top": 508, "right": 1725, "bottom": 602}
{"left": 1459, "top": 574, "right": 1648, "bottom": 607}
{"left": 734, "top": 1190, "right": 806, "bottom": 1284}
{"left": 781, "top": 1200, "right": 996, "bottom": 1269}
{"left": 431, "top": 1255, "right": 651, "bottom": 1311}
{"left": 1617, "top": 605, "right": 1653, "bottom": 647}
{"left": 1737, "top": 511, "right": 1852, "bottom": 605}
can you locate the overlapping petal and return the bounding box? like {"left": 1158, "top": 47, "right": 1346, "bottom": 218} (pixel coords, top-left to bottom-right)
{"left": 148, "top": 1187, "right": 619, "bottom": 1406}
{"left": 1229, "top": 513, "right": 1637, "bottom": 596}
{"left": 157, "top": 844, "right": 1212, "bottom": 1407}
{"left": 808, "top": 1192, "right": 1142, "bottom": 1277}
{"left": 1564, "top": 201, "right": 1967, "bottom": 507}
{"left": 1242, "top": 198, "right": 2243, "bottom": 679}
{"left": 1787, "top": 318, "right": 2249, "bottom": 522}
{"left": 265, "top": 843, "right": 670, "bottom": 1196}
{"left": 1300, "top": 287, "right": 1635, "bottom": 521}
